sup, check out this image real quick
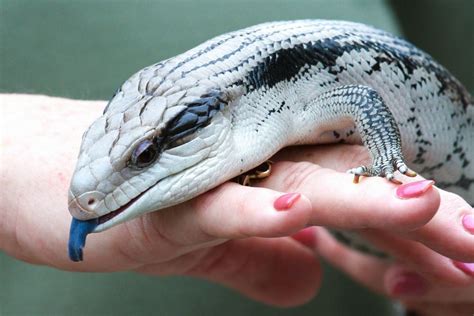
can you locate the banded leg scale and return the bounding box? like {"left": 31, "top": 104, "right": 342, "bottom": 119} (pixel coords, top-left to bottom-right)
{"left": 303, "top": 85, "right": 416, "bottom": 183}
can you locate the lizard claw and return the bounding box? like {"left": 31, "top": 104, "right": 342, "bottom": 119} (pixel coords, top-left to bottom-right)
{"left": 396, "top": 161, "right": 417, "bottom": 177}
{"left": 352, "top": 174, "right": 361, "bottom": 184}
{"left": 386, "top": 173, "right": 403, "bottom": 185}
{"left": 347, "top": 166, "right": 367, "bottom": 183}
{"left": 347, "top": 154, "right": 415, "bottom": 185}
{"left": 402, "top": 168, "right": 417, "bottom": 177}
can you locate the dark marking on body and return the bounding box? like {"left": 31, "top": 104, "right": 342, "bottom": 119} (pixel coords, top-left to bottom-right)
{"left": 438, "top": 175, "right": 474, "bottom": 191}
{"left": 418, "top": 161, "right": 445, "bottom": 178}
{"left": 242, "top": 34, "right": 471, "bottom": 109}
{"left": 416, "top": 139, "right": 432, "bottom": 146}
{"left": 256, "top": 101, "right": 288, "bottom": 132}
{"left": 414, "top": 146, "right": 427, "bottom": 164}
{"left": 164, "top": 90, "right": 226, "bottom": 145}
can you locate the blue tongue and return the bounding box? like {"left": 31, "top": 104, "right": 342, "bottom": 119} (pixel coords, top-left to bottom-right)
{"left": 68, "top": 217, "right": 98, "bottom": 262}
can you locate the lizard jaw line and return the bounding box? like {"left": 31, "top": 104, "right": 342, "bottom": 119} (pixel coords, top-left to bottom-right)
{"left": 93, "top": 185, "right": 154, "bottom": 232}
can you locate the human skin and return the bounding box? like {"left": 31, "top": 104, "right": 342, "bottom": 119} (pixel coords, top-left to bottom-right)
{"left": 1, "top": 94, "right": 473, "bottom": 313}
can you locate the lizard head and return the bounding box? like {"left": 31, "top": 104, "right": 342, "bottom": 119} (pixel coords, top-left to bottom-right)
{"left": 68, "top": 68, "right": 234, "bottom": 235}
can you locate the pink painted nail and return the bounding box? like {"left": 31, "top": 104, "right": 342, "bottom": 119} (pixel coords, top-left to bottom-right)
{"left": 453, "top": 261, "right": 474, "bottom": 276}
{"left": 396, "top": 180, "right": 435, "bottom": 199}
{"left": 390, "top": 272, "right": 427, "bottom": 296}
{"left": 274, "top": 193, "right": 301, "bottom": 211}
{"left": 292, "top": 227, "right": 317, "bottom": 248}
{"left": 462, "top": 214, "right": 474, "bottom": 234}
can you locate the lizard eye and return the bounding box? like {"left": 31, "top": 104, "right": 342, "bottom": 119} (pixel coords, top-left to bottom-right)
{"left": 130, "top": 139, "right": 159, "bottom": 169}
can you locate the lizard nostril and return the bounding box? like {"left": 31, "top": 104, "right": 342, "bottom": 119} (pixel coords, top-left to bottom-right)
{"left": 69, "top": 191, "right": 105, "bottom": 219}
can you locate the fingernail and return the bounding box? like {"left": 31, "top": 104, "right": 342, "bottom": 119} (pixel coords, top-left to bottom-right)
{"left": 396, "top": 180, "right": 435, "bottom": 199}
{"left": 292, "top": 227, "right": 317, "bottom": 248}
{"left": 274, "top": 193, "right": 301, "bottom": 211}
{"left": 462, "top": 214, "right": 474, "bottom": 234}
{"left": 452, "top": 261, "right": 474, "bottom": 276}
{"left": 390, "top": 272, "right": 427, "bottom": 297}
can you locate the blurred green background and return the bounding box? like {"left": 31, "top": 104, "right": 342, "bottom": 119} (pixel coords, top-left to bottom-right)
{"left": 1, "top": 0, "right": 472, "bottom": 315}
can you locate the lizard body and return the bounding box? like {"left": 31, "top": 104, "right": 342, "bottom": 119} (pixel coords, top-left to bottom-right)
{"left": 67, "top": 20, "right": 473, "bottom": 261}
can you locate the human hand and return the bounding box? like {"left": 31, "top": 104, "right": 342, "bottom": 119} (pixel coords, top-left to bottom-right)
{"left": 0, "top": 94, "right": 322, "bottom": 306}
{"left": 1, "top": 94, "right": 472, "bottom": 309}
{"left": 263, "top": 146, "right": 474, "bottom": 315}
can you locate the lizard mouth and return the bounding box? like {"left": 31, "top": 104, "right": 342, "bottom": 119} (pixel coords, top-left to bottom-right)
{"left": 68, "top": 186, "right": 153, "bottom": 261}
{"left": 97, "top": 193, "right": 143, "bottom": 225}
{"left": 95, "top": 184, "right": 154, "bottom": 230}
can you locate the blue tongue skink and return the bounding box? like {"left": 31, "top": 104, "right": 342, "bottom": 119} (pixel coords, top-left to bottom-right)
{"left": 66, "top": 20, "right": 473, "bottom": 262}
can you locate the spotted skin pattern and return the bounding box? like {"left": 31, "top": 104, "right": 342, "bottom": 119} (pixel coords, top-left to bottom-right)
{"left": 68, "top": 20, "right": 473, "bottom": 260}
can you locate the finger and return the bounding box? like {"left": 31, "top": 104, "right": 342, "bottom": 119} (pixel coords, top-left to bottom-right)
{"left": 61, "top": 174, "right": 314, "bottom": 268}
{"left": 311, "top": 229, "right": 474, "bottom": 304}
{"left": 104, "top": 181, "right": 313, "bottom": 265}
{"left": 312, "top": 228, "right": 389, "bottom": 294}
{"left": 273, "top": 144, "right": 370, "bottom": 172}
{"left": 400, "top": 188, "right": 474, "bottom": 262}
{"left": 137, "top": 237, "right": 322, "bottom": 307}
{"left": 384, "top": 264, "right": 474, "bottom": 303}
{"left": 291, "top": 226, "right": 318, "bottom": 248}
{"left": 308, "top": 226, "right": 474, "bottom": 309}
{"left": 361, "top": 230, "right": 474, "bottom": 286}
{"left": 258, "top": 160, "right": 440, "bottom": 232}
{"left": 277, "top": 144, "right": 474, "bottom": 262}
{"left": 155, "top": 182, "right": 313, "bottom": 243}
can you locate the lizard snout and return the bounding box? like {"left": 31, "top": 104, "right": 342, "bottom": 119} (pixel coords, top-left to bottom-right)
{"left": 68, "top": 190, "right": 104, "bottom": 220}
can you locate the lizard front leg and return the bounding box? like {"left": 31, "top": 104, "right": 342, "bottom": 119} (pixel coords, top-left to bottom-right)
{"left": 304, "top": 84, "right": 417, "bottom": 183}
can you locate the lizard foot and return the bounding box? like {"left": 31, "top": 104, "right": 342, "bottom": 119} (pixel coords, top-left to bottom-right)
{"left": 347, "top": 155, "right": 417, "bottom": 184}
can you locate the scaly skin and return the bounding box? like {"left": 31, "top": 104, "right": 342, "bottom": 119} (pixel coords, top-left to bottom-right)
{"left": 67, "top": 20, "right": 473, "bottom": 261}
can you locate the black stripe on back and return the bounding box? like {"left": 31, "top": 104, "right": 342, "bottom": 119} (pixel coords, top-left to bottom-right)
{"left": 243, "top": 35, "right": 470, "bottom": 108}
